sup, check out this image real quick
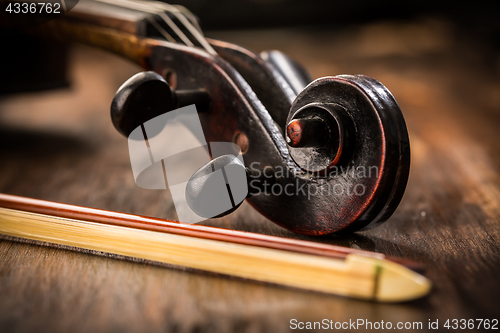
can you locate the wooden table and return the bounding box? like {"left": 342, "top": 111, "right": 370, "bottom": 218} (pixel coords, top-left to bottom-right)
{"left": 1, "top": 18, "right": 499, "bottom": 332}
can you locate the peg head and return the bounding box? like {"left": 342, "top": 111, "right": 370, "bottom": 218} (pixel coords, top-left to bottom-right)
{"left": 185, "top": 154, "right": 248, "bottom": 219}
{"left": 111, "top": 71, "right": 176, "bottom": 137}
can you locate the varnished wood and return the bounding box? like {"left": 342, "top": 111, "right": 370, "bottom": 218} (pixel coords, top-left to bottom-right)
{"left": 32, "top": 20, "right": 154, "bottom": 67}
{"left": 0, "top": 17, "right": 499, "bottom": 331}
{"left": 29, "top": 0, "right": 157, "bottom": 67}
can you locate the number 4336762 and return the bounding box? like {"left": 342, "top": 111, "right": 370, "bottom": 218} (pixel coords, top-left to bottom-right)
{"left": 444, "top": 319, "right": 498, "bottom": 330}
{"left": 5, "top": 2, "right": 62, "bottom": 14}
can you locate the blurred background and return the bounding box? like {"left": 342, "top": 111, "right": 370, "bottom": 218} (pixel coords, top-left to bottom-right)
{"left": 184, "top": 0, "right": 500, "bottom": 36}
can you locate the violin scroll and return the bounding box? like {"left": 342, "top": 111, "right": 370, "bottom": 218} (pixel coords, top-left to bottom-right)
{"left": 104, "top": 0, "right": 410, "bottom": 234}
{"left": 285, "top": 75, "right": 410, "bottom": 231}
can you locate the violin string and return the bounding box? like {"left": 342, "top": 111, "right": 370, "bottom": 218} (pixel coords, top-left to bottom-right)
{"left": 94, "top": 0, "right": 216, "bottom": 55}
{"left": 94, "top": 0, "right": 191, "bottom": 44}
{"left": 157, "top": 11, "right": 195, "bottom": 46}
{"left": 173, "top": 5, "right": 202, "bottom": 33}
{"left": 148, "top": 1, "right": 217, "bottom": 55}
{"left": 146, "top": 16, "right": 176, "bottom": 43}
{"left": 122, "top": 0, "right": 198, "bottom": 47}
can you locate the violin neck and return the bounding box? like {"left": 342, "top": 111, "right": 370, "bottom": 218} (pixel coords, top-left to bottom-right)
{"left": 29, "top": 0, "right": 210, "bottom": 68}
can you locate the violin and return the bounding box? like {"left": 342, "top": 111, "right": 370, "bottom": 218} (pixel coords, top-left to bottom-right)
{"left": 4, "top": 0, "right": 410, "bottom": 236}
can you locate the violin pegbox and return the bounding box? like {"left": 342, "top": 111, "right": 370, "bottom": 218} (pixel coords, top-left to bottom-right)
{"left": 109, "top": 52, "right": 410, "bottom": 233}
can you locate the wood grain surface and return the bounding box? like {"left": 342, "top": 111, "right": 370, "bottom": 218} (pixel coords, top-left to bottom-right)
{"left": 1, "top": 17, "right": 499, "bottom": 332}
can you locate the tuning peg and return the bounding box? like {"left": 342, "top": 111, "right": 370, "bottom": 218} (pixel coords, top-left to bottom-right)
{"left": 185, "top": 154, "right": 275, "bottom": 219}
{"left": 111, "top": 71, "right": 210, "bottom": 137}
{"left": 286, "top": 116, "right": 334, "bottom": 148}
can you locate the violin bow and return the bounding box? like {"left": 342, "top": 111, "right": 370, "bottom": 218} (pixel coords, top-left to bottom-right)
{"left": 0, "top": 193, "right": 430, "bottom": 302}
